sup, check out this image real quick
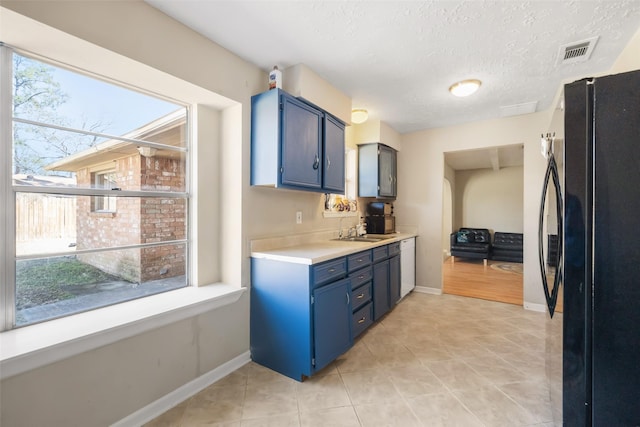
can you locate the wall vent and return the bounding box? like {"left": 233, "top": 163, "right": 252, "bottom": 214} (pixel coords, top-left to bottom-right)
{"left": 557, "top": 37, "right": 599, "bottom": 65}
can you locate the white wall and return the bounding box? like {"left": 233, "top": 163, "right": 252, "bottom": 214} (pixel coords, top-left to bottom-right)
{"left": 454, "top": 165, "right": 524, "bottom": 233}
{"left": 397, "top": 112, "right": 550, "bottom": 303}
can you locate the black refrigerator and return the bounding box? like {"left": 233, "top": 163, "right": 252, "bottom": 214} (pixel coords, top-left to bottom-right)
{"left": 548, "top": 70, "right": 640, "bottom": 426}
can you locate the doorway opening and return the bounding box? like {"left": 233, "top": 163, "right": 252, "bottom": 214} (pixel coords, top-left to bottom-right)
{"left": 441, "top": 145, "right": 524, "bottom": 305}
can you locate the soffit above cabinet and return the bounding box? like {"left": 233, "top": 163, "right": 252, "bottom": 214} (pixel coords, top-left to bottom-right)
{"left": 353, "top": 119, "right": 401, "bottom": 151}
{"left": 283, "top": 64, "right": 351, "bottom": 125}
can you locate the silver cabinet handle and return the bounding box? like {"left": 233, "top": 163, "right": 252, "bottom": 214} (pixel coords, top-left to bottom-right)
{"left": 346, "top": 293, "right": 350, "bottom": 305}
{"left": 356, "top": 293, "right": 365, "bottom": 299}
{"left": 358, "top": 317, "right": 366, "bottom": 324}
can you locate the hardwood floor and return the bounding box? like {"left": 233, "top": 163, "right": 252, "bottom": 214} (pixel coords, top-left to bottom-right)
{"left": 443, "top": 257, "right": 523, "bottom": 305}
{"left": 443, "top": 256, "right": 565, "bottom": 311}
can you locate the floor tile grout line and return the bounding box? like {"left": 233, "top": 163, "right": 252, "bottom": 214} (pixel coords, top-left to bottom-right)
{"left": 335, "top": 366, "right": 364, "bottom": 426}
{"left": 146, "top": 292, "right": 558, "bottom": 426}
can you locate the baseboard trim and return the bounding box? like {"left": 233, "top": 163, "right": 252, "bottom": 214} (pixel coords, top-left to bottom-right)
{"left": 113, "top": 351, "right": 251, "bottom": 427}
{"left": 524, "top": 302, "right": 547, "bottom": 313}
{"left": 414, "top": 286, "right": 442, "bottom": 295}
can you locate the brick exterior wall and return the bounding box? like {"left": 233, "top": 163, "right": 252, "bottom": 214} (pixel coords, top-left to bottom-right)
{"left": 76, "top": 154, "right": 186, "bottom": 283}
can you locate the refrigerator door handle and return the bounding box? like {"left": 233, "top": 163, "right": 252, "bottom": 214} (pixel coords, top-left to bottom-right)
{"left": 538, "top": 153, "right": 563, "bottom": 318}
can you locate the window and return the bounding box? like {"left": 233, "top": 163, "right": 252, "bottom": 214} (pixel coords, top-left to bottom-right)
{"left": 1, "top": 47, "right": 190, "bottom": 329}
{"left": 324, "top": 148, "right": 358, "bottom": 214}
{"left": 92, "top": 170, "right": 117, "bottom": 212}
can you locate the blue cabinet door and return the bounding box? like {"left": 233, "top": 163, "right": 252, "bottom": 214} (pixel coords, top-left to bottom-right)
{"left": 378, "top": 144, "right": 396, "bottom": 198}
{"left": 281, "top": 94, "right": 322, "bottom": 189}
{"left": 372, "top": 259, "right": 390, "bottom": 320}
{"left": 323, "top": 114, "right": 345, "bottom": 193}
{"left": 389, "top": 254, "right": 401, "bottom": 305}
{"left": 358, "top": 143, "right": 397, "bottom": 199}
{"left": 313, "top": 278, "right": 352, "bottom": 372}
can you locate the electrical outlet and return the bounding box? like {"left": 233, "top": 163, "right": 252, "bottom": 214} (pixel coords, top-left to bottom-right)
{"left": 296, "top": 211, "right": 302, "bottom": 224}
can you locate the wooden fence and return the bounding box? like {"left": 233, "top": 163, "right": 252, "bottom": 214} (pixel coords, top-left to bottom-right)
{"left": 15, "top": 193, "right": 77, "bottom": 242}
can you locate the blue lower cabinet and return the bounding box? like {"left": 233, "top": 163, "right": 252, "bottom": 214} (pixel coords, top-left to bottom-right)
{"left": 351, "top": 281, "right": 372, "bottom": 311}
{"left": 353, "top": 301, "right": 373, "bottom": 337}
{"left": 373, "top": 259, "right": 391, "bottom": 320}
{"left": 251, "top": 241, "right": 402, "bottom": 380}
{"left": 313, "top": 278, "right": 352, "bottom": 371}
{"left": 251, "top": 257, "right": 352, "bottom": 381}
{"left": 389, "top": 254, "right": 401, "bottom": 305}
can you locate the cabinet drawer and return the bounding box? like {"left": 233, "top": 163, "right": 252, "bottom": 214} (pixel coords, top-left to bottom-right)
{"left": 351, "top": 282, "right": 372, "bottom": 311}
{"left": 347, "top": 250, "right": 372, "bottom": 272}
{"left": 349, "top": 266, "right": 372, "bottom": 289}
{"left": 312, "top": 258, "right": 347, "bottom": 287}
{"left": 388, "top": 242, "right": 401, "bottom": 257}
{"left": 352, "top": 302, "right": 373, "bottom": 337}
{"left": 372, "top": 246, "right": 388, "bottom": 262}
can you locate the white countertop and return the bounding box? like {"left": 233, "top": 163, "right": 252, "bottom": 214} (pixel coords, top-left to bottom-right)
{"left": 251, "top": 232, "right": 417, "bottom": 265}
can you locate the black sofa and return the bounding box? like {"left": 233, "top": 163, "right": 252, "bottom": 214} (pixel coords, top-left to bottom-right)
{"left": 450, "top": 228, "right": 491, "bottom": 265}
{"left": 491, "top": 232, "right": 523, "bottom": 263}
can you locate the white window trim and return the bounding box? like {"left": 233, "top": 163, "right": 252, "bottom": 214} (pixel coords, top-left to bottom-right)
{"left": 0, "top": 284, "right": 245, "bottom": 380}
{"left": 1, "top": 44, "right": 16, "bottom": 332}
{"left": 0, "top": 9, "right": 242, "bottom": 372}
{"left": 6, "top": 47, "right": 193, "bottom": 328}
{"left": 92, "top": 170, "right": 117, "bottom": 212}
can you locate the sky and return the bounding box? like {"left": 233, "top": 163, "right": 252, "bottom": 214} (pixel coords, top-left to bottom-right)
{"left": 51, "top": 63, "right": 183, "bottom": 136}
{"left": 13, "top": 53, "right": 185, "bottom": 175}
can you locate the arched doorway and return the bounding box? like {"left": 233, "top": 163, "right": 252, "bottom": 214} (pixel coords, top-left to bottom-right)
{"left": 442, "top": 178, "right": 453, "bottom": 261}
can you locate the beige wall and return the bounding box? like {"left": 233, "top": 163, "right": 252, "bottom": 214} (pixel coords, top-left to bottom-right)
{"left": 397, "top": 112, "right": 551, "bottom": 304}
{"left": 454, "top": 166, "right": 524, "bottom": 234}
{"left": 1, "top": 295, "right": 249, "bottom": 427}
{"left": 0, "top": 2, "right": 257, "bottom": 425}
{"left": 1, "top": 1, "right": 640, "bottom": 425}
{"left": 0, "top": 2, "right": 358, "bottom": 425}
{"left": 397, "top": 26, "right": 640, "bottom": 302}
{"left": 610, "top": 26, "right": 640, "bottom": 73}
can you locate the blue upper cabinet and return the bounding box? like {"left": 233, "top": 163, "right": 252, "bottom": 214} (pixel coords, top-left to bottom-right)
{"left": 358, "top": 143, "right": 397, "bottom": 199}
{"left": 281, "top": 94, "right": 322, "bottom": 189}
{"left": 251, "top": 89, "right": 345, "bottom": 194}
{"left": 322, "top": 114, "right": 346, "bottom": 193}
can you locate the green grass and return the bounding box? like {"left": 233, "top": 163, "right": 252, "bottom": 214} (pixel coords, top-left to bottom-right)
{"left": 16, "top": 257, "right": 119, "bottom": 309}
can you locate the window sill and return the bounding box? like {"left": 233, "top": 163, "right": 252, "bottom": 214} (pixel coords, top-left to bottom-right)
{"left": 0, "top": 284, "right": 245, "bottom": 380}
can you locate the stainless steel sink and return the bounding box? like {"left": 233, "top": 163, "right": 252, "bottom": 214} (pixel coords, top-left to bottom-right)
{"left": 331, "top": 236, "right": 385, "bottom": 243}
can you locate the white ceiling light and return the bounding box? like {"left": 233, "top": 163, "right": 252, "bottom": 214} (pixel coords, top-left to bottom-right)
{"left": 351, "top": 109, "right": 368, "bottom": 124}
{"left": 449, "top": 79, "right": 482, "bottom": 97}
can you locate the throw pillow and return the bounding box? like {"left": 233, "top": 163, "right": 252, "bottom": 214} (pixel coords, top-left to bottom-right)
{"left": 456, "top": 231, "right": 470, "bottom": 243}
{"left": 475, "top": 233, "right": 486, "bottom": 243}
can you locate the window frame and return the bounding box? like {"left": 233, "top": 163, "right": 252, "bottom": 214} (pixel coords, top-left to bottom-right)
{"left": 1, "top": 45, "right": 192, "bottom": 331}
{"left": 91, "top": 169, "right": 118, "bottom": 213}
{"left": 323, "top": 147, "right": 359, "bottom": 216}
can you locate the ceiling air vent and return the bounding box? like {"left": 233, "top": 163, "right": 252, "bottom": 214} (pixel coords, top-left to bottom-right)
{"left": 557, "top": 36, "right": 599, "bottom": 65}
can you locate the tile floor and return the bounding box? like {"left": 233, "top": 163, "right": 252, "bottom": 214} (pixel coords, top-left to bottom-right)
{"left": 146, "top": 292, "right": 561, "bottom": 426}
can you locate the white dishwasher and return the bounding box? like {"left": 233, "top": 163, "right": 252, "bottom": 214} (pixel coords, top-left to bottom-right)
{"left": 400, "top": 237, "right": 416, "bottom": 298}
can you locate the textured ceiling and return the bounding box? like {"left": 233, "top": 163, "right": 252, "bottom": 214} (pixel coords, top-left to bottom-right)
{"left": 147, "top": 1, "right": 640, "bottom": 134}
